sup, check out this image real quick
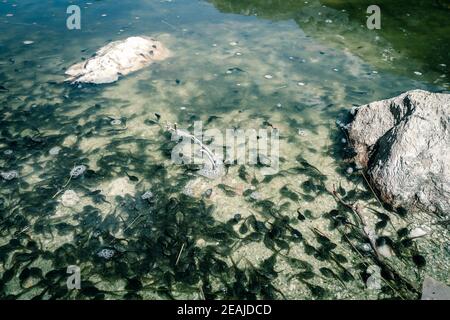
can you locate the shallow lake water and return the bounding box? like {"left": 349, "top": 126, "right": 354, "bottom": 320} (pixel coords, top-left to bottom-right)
{"left": 0, "top": 0, "right": 449, "bottom": 299}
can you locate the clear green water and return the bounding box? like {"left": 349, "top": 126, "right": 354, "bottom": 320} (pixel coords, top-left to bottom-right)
{"left": 0, "top": 0, "right": 448, "bottom": 300}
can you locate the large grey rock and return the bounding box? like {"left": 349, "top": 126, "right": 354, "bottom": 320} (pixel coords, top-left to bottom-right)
{"left": 65, "top": 36, "right": 170, "bottom": 84}
{"left": 348, "top": 90, "right": 450, "bottom": 215}
{"left": 421, "top": 276, "right": 450, "bottom": 300}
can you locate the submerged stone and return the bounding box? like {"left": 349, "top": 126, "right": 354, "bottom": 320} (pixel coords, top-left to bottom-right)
{"left": 0, "top": 170, "right": 19, "bottom": 181}
{"left": 49, "top": 146, "right": 61, "bottom": 155}
{"left": 60, "top": 190, "right": 80, "bottom": 207}
{"left": 70, "top": 165, "right": 87, "bottom": 178}
{"left": 110, "top": 119, "right": 122, "bottom": 126}
{"left": 197, "top": 162, "right": 225, "bottom": 180}
{"left": 249, "top": 191, "right": 262, "bottom": 201}
{"left": 97, "top": 248, "right": 115, "bottom": 260}
{"left": 409, "top": 227, "right": 428, "bottom": 239}
{"left": 366, "top": 265, "right": 382, "bottom": 290}
{"left": 141, "top": 191, "right": 154, "bottom": 200}
{"left": 105, "top": 177, "right": 136, "bottom": 197}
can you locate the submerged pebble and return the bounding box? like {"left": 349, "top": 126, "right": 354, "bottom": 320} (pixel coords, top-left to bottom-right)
{"left": 141, "top": 191, "right": 154, "bottom": 200}
{"left": 0, "top": 170, "right": 19, "bottom": 181}
{"left": 197, "top": 162, "right": 225, "bottom": 179}
{"left": 49, "top": 146, "right": 61, "bottom": 155}
{"left": 70, "top": 165, "right": 87, "bottom": 178}
{"left": 259, "top": 154, "right": 272, "bottom": 166}
{"left": 97, "top": 248, "right": 115, "bottom": 260}
{"left": 366, "top": 265, "right": 382, "bottom": 290}
{"left": 249, "top": 191, "right": 261, "bottom": 201}
{"left": 409, "top": 227, "right": 428, "bottom": 239}
{"left": 60, "top": 190, "right": 80, "bottom": 207}
{"left": 202, "top": 188, "right": 213, "bottom": 198}
{"left": 359, "top": 243, "right": 372, "bottom": 252}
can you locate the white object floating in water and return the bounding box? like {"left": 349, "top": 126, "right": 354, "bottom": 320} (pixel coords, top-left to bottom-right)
{"left": 101, "top": 14, "right": 107, "bottom": 17}
{"left": 23, "top": 41, "right": 34, "bottom": 45}
{"left": 341, "top": 138, "right": 347, "bottom": 144}
{"left": 65, "top": 36, "right": 171, "bottom": 84}
{"left": 229, "top": 41, "right": 238, "bottom": 46}
{"left": 110, "top": 119, "right": 122, "bottom": 126}
{"left": 264, "top": 74, "right": 273, "bottom": 79}
{"left": 0, "top": 170, "right": 19, "bottom": 181}
{"left": 297, "top": 82, "right": 305, "bottom": 86}
{"left": 3, "top": 149, "right": 13, "bottom": 155}
{"left": 6, "top": 13, "right": 13, "bottom": 17}
{"left": 70, "top": 165, "right": 87, "bottom": 178}
{"left": 298, "top": 129, "right": 306, "bottom": 136}
{"left": 333, "top": 68, "right": 339, "bottom": 72}
{"left": 325, "top": 19, "right": 333, "bottom": 23}
{"left": 346, "top": 167, "right": 354, "bottom": 174}
{"left": 414, "top": 71, "right": 423, "bottom": 76}
{"left": 276, "top": 103, "right": 282, "bottom": 108}
{"left": 49, "top": 146, "right": 62, "bottom": 155}
{"left": 235, "top": 52, "right": 242, "bottom": 56}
